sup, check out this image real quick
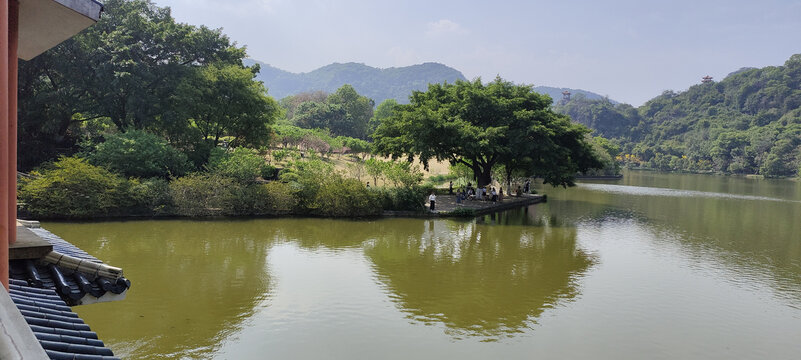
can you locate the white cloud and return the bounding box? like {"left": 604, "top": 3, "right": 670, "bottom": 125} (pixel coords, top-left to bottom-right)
{"left": 425, "top": 19, "right": 468, "bottom": 37}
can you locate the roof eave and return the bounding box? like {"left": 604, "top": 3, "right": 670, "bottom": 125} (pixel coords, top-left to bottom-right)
{"left": 18, "top": 0, "right": 103, "bottom": 60}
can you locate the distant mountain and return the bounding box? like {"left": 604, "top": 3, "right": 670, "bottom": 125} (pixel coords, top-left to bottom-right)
{"left": 244, "top": 60, "right": 467, "bottom": 104}
{"left": 245, "top": 59, "right": 614, "bottom": 105}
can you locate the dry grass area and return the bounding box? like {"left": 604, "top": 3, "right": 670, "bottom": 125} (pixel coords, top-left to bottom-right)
{"left": 265, "top": 150, "right": 452, "bottom": 186}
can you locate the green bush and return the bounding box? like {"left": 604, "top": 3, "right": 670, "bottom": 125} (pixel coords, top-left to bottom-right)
{"left": 170, "top": 173, "right": 298, "bottom": 216}
{"left": 262, "top": 182, "right": 298, "bottom": 214}
{"left": 311, "top": 178, "right": 382, "bottom": 217}
{"left": 376, "top": 185, "right": 431, "bottom": 211}
{"left": 128, "top": 178, "right": 173, "bottom": 215}
{"left": 89, "top": 130, "right": 191, "bottom": 178}
{"left": 170, "top": 174, "right": 237, "bottom": 216}
{"left": 19, "top": 157, "right": 135, "bottom": 218}
{"left": 207, "top": 147, "right": 271, "bottom": 183}
{"left": 427, "top": 174, "right": 458, "bottom": 183}
{"left": 228, "top": 182, "right": 296, "bottom": 216}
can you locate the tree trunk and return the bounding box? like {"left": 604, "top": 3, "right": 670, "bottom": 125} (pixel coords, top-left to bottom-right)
{"left": 476, "top": 168, "right": 492, "bottom": 187}
{"left": 505, "top": 167, "right": 513, "bottom": 195}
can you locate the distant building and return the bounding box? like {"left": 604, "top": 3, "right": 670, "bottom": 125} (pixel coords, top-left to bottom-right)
{"left": 701, "top": 75, "right": 714, "bottom": 83}
{"left": 561, "top": 90, "right": 571, "bottom": 103}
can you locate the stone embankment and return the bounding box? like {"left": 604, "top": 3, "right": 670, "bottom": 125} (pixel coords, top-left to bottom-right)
{"left": 383, "top": 193, "right": 546, "bottom": 217}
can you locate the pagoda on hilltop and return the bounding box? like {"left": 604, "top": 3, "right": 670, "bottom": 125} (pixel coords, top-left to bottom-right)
{"left": 701, "top": 75, "right": 713, "bottom": 83}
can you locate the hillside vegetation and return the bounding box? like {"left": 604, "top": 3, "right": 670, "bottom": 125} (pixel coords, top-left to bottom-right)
{"left": 245, "top": 60, "right": 467, "bottom": 104}
{"left": 246, "top": 60, "right": 615, "bottom": 106}
{"left": 556, "top": 54, "right": 801, "bottom": 177}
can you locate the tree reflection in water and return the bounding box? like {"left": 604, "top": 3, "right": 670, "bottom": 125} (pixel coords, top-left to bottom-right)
{"left": 364, "top": 219, "right": 596, "bottom": 340}
{"left": 46, "top": 220, "right": 273, "bottom": 360}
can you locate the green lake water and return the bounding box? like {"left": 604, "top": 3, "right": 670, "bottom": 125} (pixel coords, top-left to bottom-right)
{"left": 42, "top": 170, "right": 801, "bottom": 359}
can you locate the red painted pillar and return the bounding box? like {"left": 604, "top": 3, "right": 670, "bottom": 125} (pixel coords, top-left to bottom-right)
{"left": 7, "top": 0, "right": 15, "bottom": 251}
{"left": 0, "top": 0, "right": 9, "bottom": 290}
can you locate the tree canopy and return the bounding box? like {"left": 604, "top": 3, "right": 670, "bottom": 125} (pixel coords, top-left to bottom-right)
{"left": 284, "top": 84, "right": 374, "bottom": 139}
{"left": 17, "top": 0, "right": 269, "bottom": 170}
{"left": 372, "top": 77, "right": 602, "bottom": 187}
{"left": 172, "top": 63, "right": 280, "bottom": 148}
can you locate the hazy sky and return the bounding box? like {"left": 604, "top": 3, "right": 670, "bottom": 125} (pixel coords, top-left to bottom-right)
{"left": 155, "top": 0, "right": 801, "bottom": 106}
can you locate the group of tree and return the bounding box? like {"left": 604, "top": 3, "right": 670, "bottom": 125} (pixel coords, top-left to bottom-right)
{"left": 272, "top": 125, "right": 370, "bottom": 158}
{"left": 555, "top": 54, "right": 801, "bottom": 177}
{"left": 18, "top": 0, "right": 279, "bottom": 170}
{"left": 279, "top": 85, "right": 374, "bottom": 139}
{"left": 372, "top": 77, "right": 602, "bottom": 188}
{"left": 17, "top": 0, "right": 609, "bottom": 220}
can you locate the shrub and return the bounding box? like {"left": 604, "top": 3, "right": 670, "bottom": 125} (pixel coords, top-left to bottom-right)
{"left": 311, "top": 178, "right": 382, "bottom": 217}
{"left": 170, "top": 174, "right": 298, "bottom": 216}
{"left": 228, "top": 181, "right": 296, "bottom": 216}
{"left": 279, "top": 159, "right": 335, "bottom": 208}
{"left": 262, "top": 182, "right": 298, "bottom": 214}
{"left": 427, "top": 174, "right": 458, "bottom": 183}
{"left": 207, "top": 147, "right": 271, "bottom": 183}
{"left": 169, "top": 174, "right": 237, "bottom": 216}
{"left": 19, "top": 157, "right": 134, "bottom": 218}
{"left": 128, "top": 178, "right": 173, "bottom": 215}
{"left": 272, "top": 149, "right": 290, "bottom": 162}
{"left": 89, "top": 130, "right": 191, "bottom": 178}
{"left": 384, "top": 161, "right": 424, "bottom": 187}
{"left": 376, "top": 185, "right": 431, "bottom": 211}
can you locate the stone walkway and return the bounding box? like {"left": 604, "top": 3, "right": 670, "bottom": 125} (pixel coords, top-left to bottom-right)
{"left": 433, "top": 193, "right": 543, "bottom": 213}
{"left": 384, "top": 193, "right": 545, "bottom": 217}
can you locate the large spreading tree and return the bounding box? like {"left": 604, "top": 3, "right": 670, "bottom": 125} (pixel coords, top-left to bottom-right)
{"left": 372, "top": 77, "right": 602, "bottom": 187}
{"left": 17, "top": 0, "right": 251, "bottom": 169}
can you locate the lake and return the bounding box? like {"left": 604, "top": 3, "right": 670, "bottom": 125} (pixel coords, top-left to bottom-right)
{"left": 42, "top": 170, "right": 801, "bottom": 359}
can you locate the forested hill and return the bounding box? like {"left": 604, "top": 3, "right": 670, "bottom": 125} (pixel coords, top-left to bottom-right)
{"left": 555, "top": 54, "right": 801, "bottom": 177}
{"left": 244, "top": 60, "right": 467, "bottom": 104}
{"left": 246, "top": 59, "right": 614, "bottom": 105}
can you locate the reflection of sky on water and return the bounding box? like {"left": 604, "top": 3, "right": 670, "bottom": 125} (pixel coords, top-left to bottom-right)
{"left": 579, "top": 183, "right": 801, "bottom": 203}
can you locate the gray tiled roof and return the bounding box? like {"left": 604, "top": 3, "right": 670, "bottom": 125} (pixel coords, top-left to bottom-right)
{"left": 8, "top": 279, "right": 119, "bottom": 360}
{"left": 6, "top": 226, "right": 130, "bottom": 359}
{"left": 28, "top": 228, "right": 102, "bottom": 263}
{"left": 9, "top": 227, "right": 131, "bottom": 306}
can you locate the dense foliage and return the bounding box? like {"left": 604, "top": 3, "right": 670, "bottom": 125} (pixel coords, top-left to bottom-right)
{"left": 373, "top": 77, "right": 602, "bottom": 187}
{"left": 19, "top": 157, "right": 137, "bottom": 218}
{"left": 280, "top": 85, "right": 374, "bottom": 139}
{"left": 89, "top": 130, "right": 191, "bottom": 179}
{"left": 18, "top": 0, "right": 277, "bottom": 170}
{"left": 15, "top": 0, "right": 439, "bottom": 219}
{"left": 207, "top": 147, "right": 274, "bottom": 182}
{"left": 556, "top": 54, "right": 801, "bottom": 177}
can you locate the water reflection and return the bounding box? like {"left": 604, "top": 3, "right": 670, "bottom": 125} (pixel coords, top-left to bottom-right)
{"left": 541, "top": 173, "right": 801, "bottom": 307}
{"left": 266, "top": 218, "right": 384, "bottom": 250}
{"left": 44, "top": 220, "right": 273, "bottom": 359}
{"left": 364, "top": 219, "right": 595, "bottom": 340}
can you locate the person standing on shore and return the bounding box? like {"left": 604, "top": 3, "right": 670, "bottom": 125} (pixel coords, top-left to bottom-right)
{"left": 449, "top": 181, "right": 453, "bottom": 194}
{"left": 524, "top": 179, "right": 531, "bottom": 194}
{"left": 429, "top": 191, "right": 437, "bottom": 211}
